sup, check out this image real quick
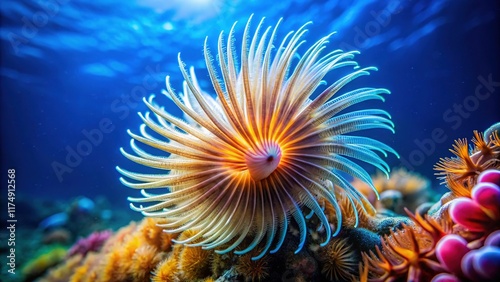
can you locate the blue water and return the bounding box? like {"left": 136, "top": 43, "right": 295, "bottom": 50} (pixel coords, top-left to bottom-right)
{"left": 1, "top": 0, "right": 499, "bottom": 206}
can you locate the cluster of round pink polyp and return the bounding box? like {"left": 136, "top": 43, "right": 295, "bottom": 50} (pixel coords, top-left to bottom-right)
{"left": 434, "top": 169, "right": 500, "bottom": 281}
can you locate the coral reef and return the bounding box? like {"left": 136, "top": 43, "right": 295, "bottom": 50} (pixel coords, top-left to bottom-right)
{"left": 361, "top": 127, "right": 500, "bottom": 282}
{"left": 35, "top": 196, "right": 402, "bottom": 282}
{"left": 24, "top": 9, "right": 497, "bottom": 279}
{"left": 34, "top": 127, "right": 499, "bottom": 282}
{"left": 362, "top": 209, "right": 450, "bottom": 281}
{"left": 0, "top": 194, "right": 135, "bottom": 282}
{"left": 39, "top": 218, "right": 174, "bottom": 282}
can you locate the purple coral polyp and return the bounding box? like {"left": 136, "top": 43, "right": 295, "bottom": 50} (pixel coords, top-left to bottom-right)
{"left": 435, "top": 232, "right": 500, "bottom": 281}
{"left": 461, "top": 245, "right": 500, "bottom": 280}
{"left": 67, "top": 230, "right": 112, "bottom": 257}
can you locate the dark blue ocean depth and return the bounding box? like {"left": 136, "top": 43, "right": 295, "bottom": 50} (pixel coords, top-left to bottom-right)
{"left": 1, "top": 0, "right": 499, "bottom": 206}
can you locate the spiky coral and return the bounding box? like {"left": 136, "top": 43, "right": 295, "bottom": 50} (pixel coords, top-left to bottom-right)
{"left": 210, "top": 253, "right": 233, "bottom": 277}
{"left": 37, "top": 218, "right": 178, "bottom": 282}
{"left": 362, "top": 210, "right": 450, "bottom": 281}
{"left": 435, "top": 131, "right": 500, "bottom": 197}
{"left": 235, "top": 250, "right": 270, "bottom": 282}
{"left": 151, "top": 257, "right": 179, "bottom": 282}
{"left": 178, "top": 241, "right": 212, "bottom": 280}
{"left": 318, "top": 237, "right": 358, "bottom": 281}
{"left": 70, "top": 252, "right": 100, "bottom": 282}
{"left": 131, "top": 245, "right": 164, "bottom": 281}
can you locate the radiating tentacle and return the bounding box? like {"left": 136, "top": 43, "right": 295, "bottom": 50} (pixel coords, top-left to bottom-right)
{"left": 117, "top": 17, "right": 397, "bottom": 259}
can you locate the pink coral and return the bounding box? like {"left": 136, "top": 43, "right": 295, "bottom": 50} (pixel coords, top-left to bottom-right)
{"left": 435, "top": 171, "right": 500, "bottom": 282}
{"left": 477, "top": 169, "right": 500, "bottom": 185}
{"left": 449, "top": 170, "right": 500, "bottom": 233}
{"left": 67, "top": 230, "right": 112, "bottom": 257}
{"left": 435, "top": 234, "right": 470, "bottom": 276}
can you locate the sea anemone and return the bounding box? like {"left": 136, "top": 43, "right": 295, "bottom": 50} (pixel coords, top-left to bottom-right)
{"left": 117, "top": 16, "right": 396, "bottom": 259}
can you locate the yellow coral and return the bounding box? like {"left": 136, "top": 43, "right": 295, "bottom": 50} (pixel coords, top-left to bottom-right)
{"left": 38, "top": 254, "right": 83, "bottom": 282}
{"left": 100, "top": 248, "right": 128, "bottom": 281}
{"left": 139, "top": 217, "right": 177, "bottom": 252}
{"left": 131, "top": 245, "right": 164, "bottom": 281}
{"left": 70, "top": 253, "right": 99, "bottom": 282}
{"left": 152, "top": 257, "right": 179, "bottom": 282}
{"left": 177, "top": 230, "right": 213, "bottom": 281}
{"left": 38, "top": 219, "right": 223, "bottom": 282}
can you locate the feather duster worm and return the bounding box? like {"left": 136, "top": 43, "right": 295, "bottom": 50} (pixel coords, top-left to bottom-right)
{"left": 117, "top": 16, "right": 397, "bottom": 259}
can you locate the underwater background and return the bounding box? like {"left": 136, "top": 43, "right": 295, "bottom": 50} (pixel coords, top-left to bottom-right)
{"left": 1, "top": 0, "right": 499, "bottom": 281}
